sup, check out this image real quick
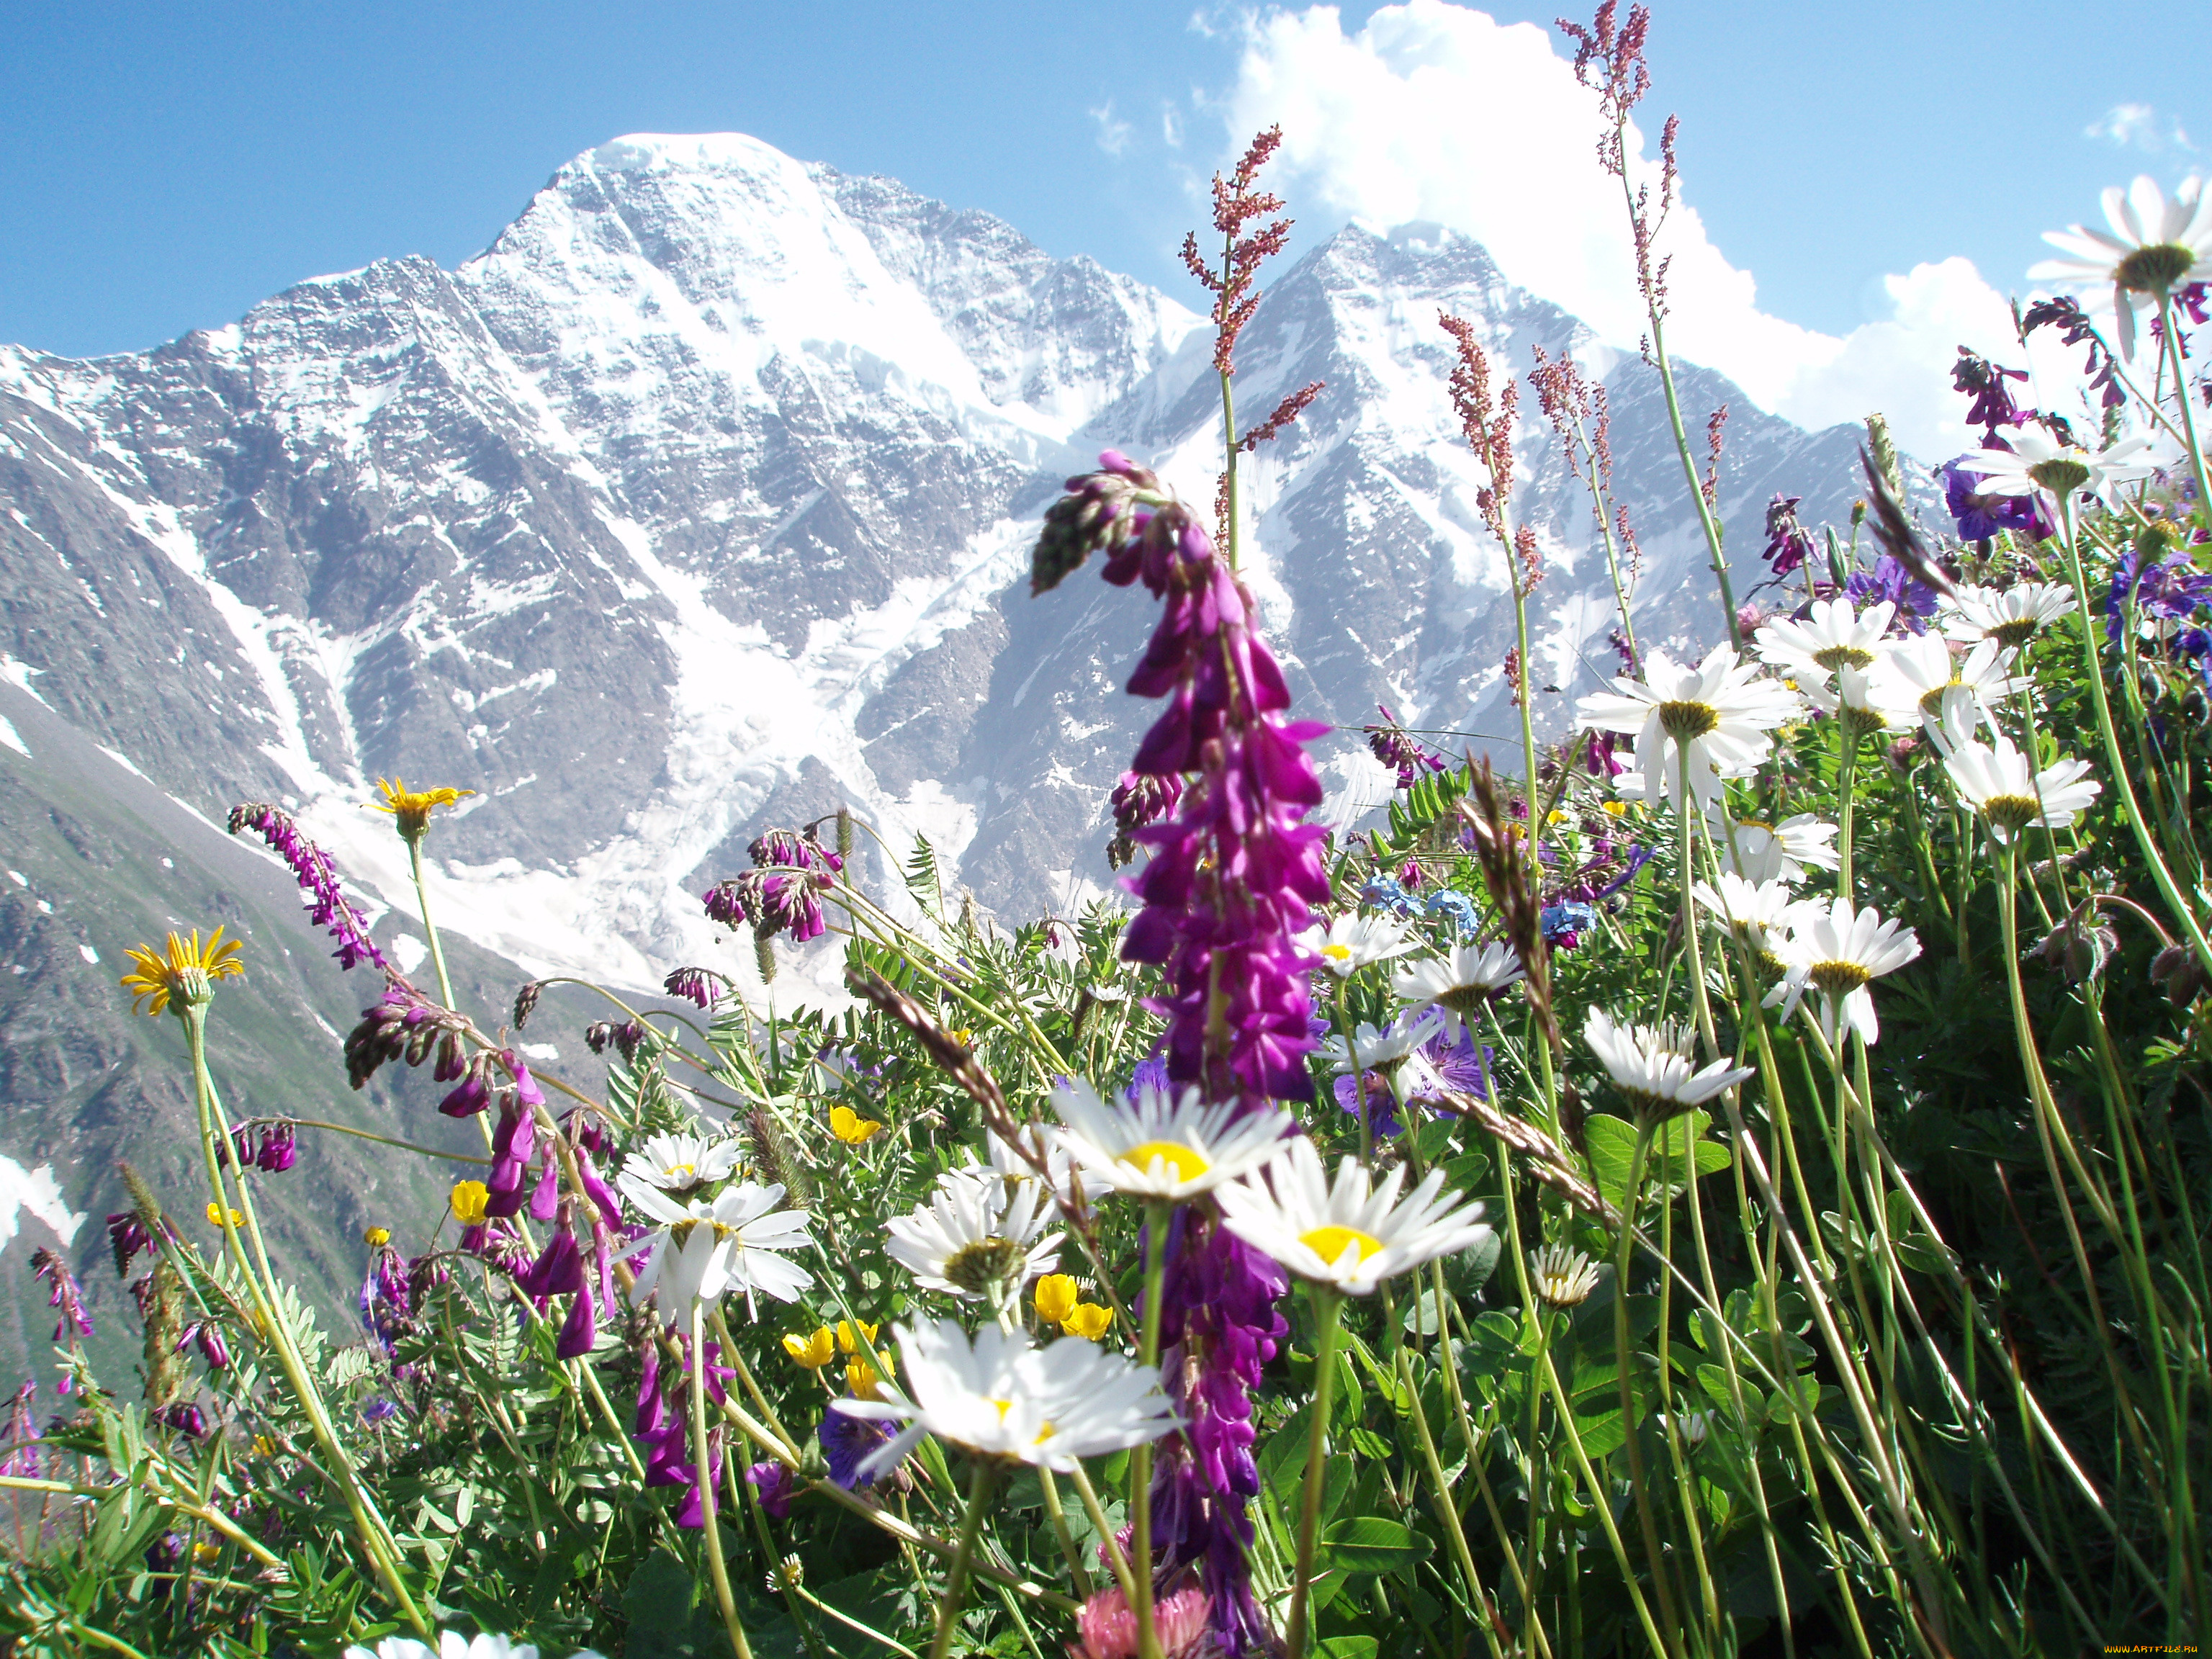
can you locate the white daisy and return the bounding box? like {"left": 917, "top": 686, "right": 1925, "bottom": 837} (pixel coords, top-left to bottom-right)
{"left": 1583, "top": 1008, "right": 1753, "bottom": 1116}
{"left": 1714, "top": 814, "right": 1839, "bottom": 886}
{"left": 1874, "top": 634, "right": 2023, "bottom": 728}
{"left": 1766, "top": 899, "right": 1923, "bottom": 1046}
{"left": 1046, "top": 1077, "right": 1292, "bottom": 1202}
{"left": 830, "top": 1318, "right": 1177, "bottom": 1477}
{"left": 1940, "top": 582, "right": 2077, "bottom": 651}
{"left": 626, "top": 1180, "right": 814, "bottom": 1326}
{"left": 1754, "top": 597, "right": 1897, "bottom": 682}
{"left": 967, "top": 1123, "right": 1082, "bottom": 1213}
{"left": 1691, "top": 871, "right": 1820, "bottom": 966}
{"left": 1943, "top": 736, "right": 2102, "bottom": 843}
{"left": 1801, "top": 662, "right": 1913, "bottom": 737}
{"left": 616, "top": 1130, "right": 745, "bottom": 1202}
{"left": 345, "top": 1636, "right": 604, "bottom": 1659}
{"left": 1317, "top": 1010, "right": 1447, "bottom": 1092}
{"left": 1390, "top": 941, "right": 1524, "bottom": 1039}
{"left": 885, "top": 1168, "right": 1063, "bottom": 1302}
{"left": 1306, "top": 911, "right": 1419, "bottom": 978}
{"left": 2028, "top": 173, "right": 2212, "bottom": 359}
{"left": 1578, "top": 644, "right": 1800, "bottom": 811}
{"left": 1528, "top": 1244, "right": 1603, "bottom": 1309}
{"left": 1947, "top": 431, "right": 2157, "bottom": 511}
{"left": 1214, "top": 1136, "right": 1492, "bottom": 1296}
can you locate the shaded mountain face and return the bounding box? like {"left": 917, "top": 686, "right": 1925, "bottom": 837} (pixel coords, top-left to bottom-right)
{"left": 0, "top": 132, "right": 1880, "bottom": 1371}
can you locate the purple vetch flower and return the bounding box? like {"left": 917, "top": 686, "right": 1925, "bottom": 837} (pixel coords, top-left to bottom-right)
{"left": 343, "top": 979, "right": 469, "bottom": 1091}
{"left": 482, "top": 1055, "right": 548, "bottom": 1220}
{"left": 747, "top": 1460, "right": 796, "bottom": 1520}
{"left": 107, "top": 1210, "right": 174, "bottom": 1277}
{"left": 31, "top": 1249, "right": 91, "bottom": 1341}
{"left": 359, "top": 1237, "right": 412, "bottom": 1354}
{"left": 1364, "top": 704, "right": 1447, "bottom": 789}
{"left": 634, "top": 1334, "right": 736, "bottom": 1528}
{"left": 583, "top": 1020, "right": 648, "bottom": 1061}
{"left": 819, "top": 1408, "right": 895, "bottom": 1490}
{"left": 177, "top": 1321, "right": 230, "bottom": 1370}
{"left": 701, "top": 829, "right": 845, "bottom": 944}
{"left": 1951, "top": 348, "right": 2033, "bottom": 440}
{"left": 664, "top": 967, "right": 726, "bottom": 1010}
{"left": 1033, "top": 451, "right": 1326, "bottom": 1655}
{"left": 0, "top": 1383, "right": 40, "bottom": 1480}
{"left": 1762, "top": 494, "right": 1815, "bottom": 577}
{"left": 361, "top": 1397, "right": 400, "bottom": 1425}
{"left": 153, "top": 1401, "right": 207, "bottom": 1439}
{"left": 228, "top": 804, "right": 390, "bottom": 974}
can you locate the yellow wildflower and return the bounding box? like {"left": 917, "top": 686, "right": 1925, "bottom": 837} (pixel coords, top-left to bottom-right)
{"left": 120, "top": 927, "right": 244, "bottom": 1017}
{"left": 1034, "top": 1274, "right": 1081, "bottom": 1327}
{"left": 835, "top": 1319, "right": 879, "bottom": 1356}
{"left": 948, "top": 1028, "right": 974, "bottom": 1048}
{"left": 846, "top": 1354, "right": 893, "bottom": 1400}
{"left": 1062, "top": 1303, "right": 1115, "bottom": 1341}
{"left": 1545, "top": 809, "right": 1567, "bottom": 826}
{"left": 829, "top": 1104, "right": 885, "bottom": 1144}
{"left": 449, "top": 1181, "right": 490, "bottom": 1227}
{"left": 193, "top": 1541, "right": 222, "bottom": 1565}
{"left": 782, "top": 1327, "right": 837, "bottom": 1370}
{"left": 367, "top": 777, "right": 475, "bottom": 840}
{"left": 363, "top": 1226, "right": 390, "bottom": 1248}
{"left": 252, "top": 1435, "right": 276, "bottom": 1458}
{"left": 205, "top": 1203, "right": 244, "bottom": 1228}
{"left": 1601, "top": 799, "right": 1630, "bottom": 817}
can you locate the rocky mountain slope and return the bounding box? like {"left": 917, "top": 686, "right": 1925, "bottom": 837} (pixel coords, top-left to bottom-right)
{"left": 0, "top": 131, "right": 1881, "bottom": 1382}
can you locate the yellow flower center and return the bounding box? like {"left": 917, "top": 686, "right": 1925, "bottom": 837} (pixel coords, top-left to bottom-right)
{"left": 1321, "top": 943, "right": 1353, "bottom": 961}
{"left": 1812, "top": 644, "right": 1876, "bottom": 672}
{"left": 1807, "top": 960, "right": 1872, "bottom": 997}
{"left": 1981, "top": 793, "right": 2041, "bottom": 833}
{"left": 1657, "top": 699, "right": 1720, "bottom": 740}
{"left": 2115, "top": 242, "right": 2195, "bottom": 295}
{"left": 1301, "top": 1225, "right": 1385, "bottom": 1264}
{"left": 1123, "top": 1141, "right": 1209, "bottom": 1184}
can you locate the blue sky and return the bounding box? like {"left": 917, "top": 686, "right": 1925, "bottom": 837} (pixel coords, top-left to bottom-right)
{"left": 1, "top": 1, "right": 2204, "bottom": 450}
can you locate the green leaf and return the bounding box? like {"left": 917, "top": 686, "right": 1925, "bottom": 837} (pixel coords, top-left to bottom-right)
{"left": 1322, "top": 1638, "right": 1382, "bottom": 1659}
{"left": 1318, "top": 1515, "right": 1431, "bottom": 1575}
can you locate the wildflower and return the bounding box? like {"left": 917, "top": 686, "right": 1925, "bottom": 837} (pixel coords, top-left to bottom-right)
{"left": 1714, "top": 814, "right": 1839, "bottom": 886}
{"left": 1047, "top": 1077, "right": 1294, "bottom": 1202}
{"left": 616, "top": 1131, "right": 744, "bottom": 1202}
{"left": 205, "top": 1203, "right": 244, "bottom": 1228}
{"left": 828, "top": 1103, "right": 884, "bottom": 1144}
{"left": 1073, "top": 1581, "right": 1213, "bottom": 1659}
{"left": 1307, "top": 910, "right": 1417, "bottom": 977}
{"left": 1941, "top": 582, "right": 2076, "bottom": 649}
{"left": 2029, "top": 173, "right": 2212, "bottom": 359}
{"left": 829, "top": 1318, "right": 1177, "bottom": 1477}
{"left": 107, "top": 1209, "right": 168, "bottom": 1277}
{"left": 1875, "top": 634, "right": 2022, "bottom": 727}
{"left": 1941, "top": 461, "right": 2051, "bottom": 543}
{"left": 1421, "top": 886, "right": 1480, "bottom": 938}
{"left": 1359, "top": 873, "right": 1416, "bottom": 916}
{"left": 846, "top": 1353, "right": 891, "bottom": 1400}
{"left": 1391, "top": 941, "right": 1523, "bottom": 1038}
{"left": 1063, "top": 1303, "right": 1115, "bottom": 1340}
{"left": 153, "top": 1402, "right": 209, "bottom": 1439}
{"left": 31, "top": 1249, "right": 91, "bottom": 1341}
{"left": 701, "top": 828, "right": 844, "bottom": 945}
{"left": 1767, "top": 899, "right": 1924, "bottom": 1045}
{"left": 662, "top": 966, "right": 725, "bottom": 1010}
{"left": 1692, "top": 872, "right": 1817, "bottom": 969}
{"left": 886, "top": 1168, "right": 1062, "bottom": 1302}
{"left": 178, "top": 1320, "right": 230, "bottom": 1369}
{"left": 1761, "top": 493, "right": 1815, "bottom": 577}
{"left": 1802, "top": 662, "right": 1913, "bottom": 737}
{"left": 1316, "top": 1011, "right": 1445, "bottom": 1102}
{"left": 1365, "top": 703, "right": 1447, "bottom": 788}
{"left": 1947, "top": 428, "right": 2157, "bottom": 510}
{"left": 746, "top": 1461, "right": 796, "bottom": 1521}
{"left": 819, "top": 1408, "right": 895, "bottom": 1489}
{"left": 449, "top": 1181, "right": 490, "bottom": 1227}
{"left": 1753, "top": 597, "right": 1896, "bottom": 681}
{"left": 626, "top": 1181, "right": 815, "bottom": 1326}
{"left": 777, "top": 1327, "right": 835, "bottom": 1371}
{"left": 1943, "top": 737, "right": 2102, "bottom": 842}
{"left": 228, "top": 804, "right": 387, "bottom": 972}
{"left": 1583, "top": 1009, "right": 1753, "bottom": 1119}
{"left": 1843, "top": 555, "right": 1943, "bottom": 631}
{"left": 2107, "top": 549, "right": 2212, "bottom": 647}
{"left": 367, "top": 778, "right": 475, "bottom": 840}
{"left": 1539, "top": 901, "right": 1598, "bottom": 948}
{"left": 1035, "top": 1273, "right": 1081, "bottom": 1327}
{"left": 1529, "top": 1244, "right": 1602, "bottom": 1310}
{"left": 1951, "top": 347, "right": 2034, "bottom": 439}
{"left": 1215, "top": 1136, "right": 1491, "bottom": 1295}
{"left": 120, "top": 927, "right": 244, "bottom": 1017}
{"left": 343, "top": 1631, "right": 606, "bottom": 1659}
{"left": 1398, "top": 1025, "right": 1495, "bottom": 1109}
{"left": 1576, "top": 644, "right": 1799, "bottom": 810}
{"left": 835, "top": 1318, "right": 880, "bottom": 1356}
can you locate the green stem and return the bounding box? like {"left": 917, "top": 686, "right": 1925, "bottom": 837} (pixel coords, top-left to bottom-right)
{"left": 1282, "top": 1285, "right": 1343, "bottom": 1659}
{"left": 405, "top": 835, "right": 458, "bottom": 1012}
{"left": 931, "top": 1461, "right": 999, "bottom": 1659}
{"left": 1393, "top": 1341, "right": 1508, "bottom": 1659}
{"left": 691, "top": 1303, "right": 755, "bottom": 1659}
{"left": 1132, "top": 1200, "right": 1170, "bottom": 1659}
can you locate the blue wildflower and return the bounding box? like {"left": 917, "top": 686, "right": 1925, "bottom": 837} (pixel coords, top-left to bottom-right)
{"left": 820, "top": 1409, "right": 894, "bottom": 1490}
{"left": 1422, "top": 888, "right": 1480, "bottom": 939}
{"left": 1360, "top": 875, "right": 1416, "bottom": 917}
{"left": 1540, "top": 902, "right": 1597, "bottom": 948}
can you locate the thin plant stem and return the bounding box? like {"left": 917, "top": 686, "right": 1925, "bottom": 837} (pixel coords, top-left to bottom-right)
{"left": 1282, "top": 1283, "right": 1343, "bottom": 1659}
{"left": 1131, "top": 1199, "right": 1170, "bottom": 1659}
{"left": 931, "top": 1460, "right": 999, "bottom": 1659}
{"left": 691, "top": 1303, "right": 755, "bottom": 1659}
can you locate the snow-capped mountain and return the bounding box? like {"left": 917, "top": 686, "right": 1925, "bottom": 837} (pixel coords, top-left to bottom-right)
{"left": 0, "top": 131, "right": 1877, "bottom": 1375}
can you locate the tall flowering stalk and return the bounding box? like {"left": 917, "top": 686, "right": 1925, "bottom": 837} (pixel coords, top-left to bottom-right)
{"left": 1030, "top": 130, "right": 1326, "bottom": 1659}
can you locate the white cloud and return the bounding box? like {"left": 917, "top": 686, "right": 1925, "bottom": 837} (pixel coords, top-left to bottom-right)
{"left": 2085, "top": 102, "right": 2193, "bottom": 154}
{"left": 1218, "top": 0, "right": 2064, "bottom": 460}
{"left": 1090, "top": 101, "right": 1135, "bottom": 157}
{"left": 1163, "top": 103, "right": 1185, "bottom": 148}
